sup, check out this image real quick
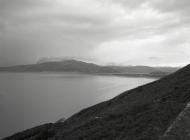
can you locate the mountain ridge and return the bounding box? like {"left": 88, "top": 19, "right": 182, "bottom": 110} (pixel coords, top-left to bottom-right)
{"left": 0, "top": 59, "right": 179, "bottom": 77}
{"left": 0, "top": 60, "right": 118, "bottom": 73}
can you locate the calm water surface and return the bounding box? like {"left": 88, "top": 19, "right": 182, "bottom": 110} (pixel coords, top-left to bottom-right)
{"left": 0, "top": 73, "right": 156, "bottom": 138}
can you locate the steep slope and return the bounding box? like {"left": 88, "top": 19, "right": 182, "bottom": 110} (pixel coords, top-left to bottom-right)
{"left": 3, "top": 64, "right": 190, "bottom": 140}
{"left": 159, "top": 102, "right": 190, "bottom": 140}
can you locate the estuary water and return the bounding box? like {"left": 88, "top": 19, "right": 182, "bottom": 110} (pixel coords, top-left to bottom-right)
{"left": 0, "top": 73, "right": 156, "bottom": 139}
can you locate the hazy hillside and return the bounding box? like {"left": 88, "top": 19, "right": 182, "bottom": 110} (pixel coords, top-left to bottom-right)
{"left": 0, "top": 60, "right": 118, "bottom": 74}
{"left": 108, "top": 66, "right": 179, "bottom": 74}
{"left": 108, "top": 65, "right": 157, "bottom": 74}
{"left": 0, "top": 59, "right": 179, "bottom": 77}
{"left": 3, "top": 64, "right": 190, "bottom": 140}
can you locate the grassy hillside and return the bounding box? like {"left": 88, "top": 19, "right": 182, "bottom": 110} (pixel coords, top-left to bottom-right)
{"left": 3, "top": 64, "right": 190, "bottom": 140}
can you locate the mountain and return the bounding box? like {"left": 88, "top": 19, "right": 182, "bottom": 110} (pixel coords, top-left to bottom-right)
{"left": 36, "top": 57, "right": 92, "bottom": 64}
{"left": 108, "top": 65, "right": 157, "bottom": 74}
{"left": 0, "top": 60, "right": 118, "bottom": 73}
{"left": 0, "top": 59, "right": 179, "bottom": 77}
{"left": 108, "top": 65, "right": 179, "bottom": 74}
{"left": 3, "top": 64, "right": 190, "bottom": 140}
{"left": 149, "top": 71, "right": 170, "bottom": 77}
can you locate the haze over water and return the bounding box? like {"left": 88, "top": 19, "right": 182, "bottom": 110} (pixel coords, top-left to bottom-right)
{"left": 0, "top": 73, "right": 156, "bottom": 139}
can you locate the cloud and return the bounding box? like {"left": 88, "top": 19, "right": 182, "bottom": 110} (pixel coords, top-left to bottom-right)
{"left": 0, "top": 0, "right": 189, "bottom": 66}
{"left": 92, "top": 27, "right": 190, "bottom": 66}
{"left": 150, "top": 0, "right": 190, "bottom": 13}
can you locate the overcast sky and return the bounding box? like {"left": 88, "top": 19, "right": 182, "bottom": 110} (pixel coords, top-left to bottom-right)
{"left": 0, "top": 0, "right": 190, "bottom": 66}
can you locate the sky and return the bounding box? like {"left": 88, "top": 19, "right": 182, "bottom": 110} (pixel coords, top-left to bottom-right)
{"left": 0, "top": 0, "right": 190, "bottom": 66}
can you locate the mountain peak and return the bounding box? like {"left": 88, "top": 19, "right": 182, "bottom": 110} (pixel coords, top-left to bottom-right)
{"left": 37, "top": 57, "right": 94, "bottom": 64}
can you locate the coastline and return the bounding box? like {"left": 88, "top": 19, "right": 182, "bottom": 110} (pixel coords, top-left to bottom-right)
{"left": 0, "top": 71, "right": 164, "bottom": 78}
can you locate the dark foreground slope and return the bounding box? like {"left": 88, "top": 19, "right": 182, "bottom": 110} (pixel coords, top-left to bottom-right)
{"left": 3, "top": 64, "right": 190, "bottom": 140}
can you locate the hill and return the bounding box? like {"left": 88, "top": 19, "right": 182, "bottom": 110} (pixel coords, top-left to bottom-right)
{"left": 0, "top": 59, "right": 179, "bottom": 77}
{"left": 3, "top": 64, "right": 190, "bottom": 140}
{"left": 0, "top": 60, "right": 118, "bottom": 74}
{"left": 108, "top": 65, "right": 157, "bottom": 74}
{"left": 149, "top": 71, "right": 170, "bottom": 77}
{"left": 108, "top": 66, "right": 179, "bottom": 75}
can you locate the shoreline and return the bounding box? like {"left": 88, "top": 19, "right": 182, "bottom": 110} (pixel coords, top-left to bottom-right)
{"left": 0, "top": 71, "right": 164, "bottom": 78}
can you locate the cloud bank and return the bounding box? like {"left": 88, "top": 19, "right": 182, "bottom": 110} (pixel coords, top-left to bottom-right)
{"left": 0, "top": 0, "right": 189, "bottom": 66}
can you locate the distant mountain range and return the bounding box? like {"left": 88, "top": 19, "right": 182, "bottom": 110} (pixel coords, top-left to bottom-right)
{"left": 3, "top": 63, "right": 190, "bottom": 140}
{"left": 0, "top": 60, "right": 117, "bottom": 73}
{"left": 0, "top": 59, "right": 180, "bottom": 77}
